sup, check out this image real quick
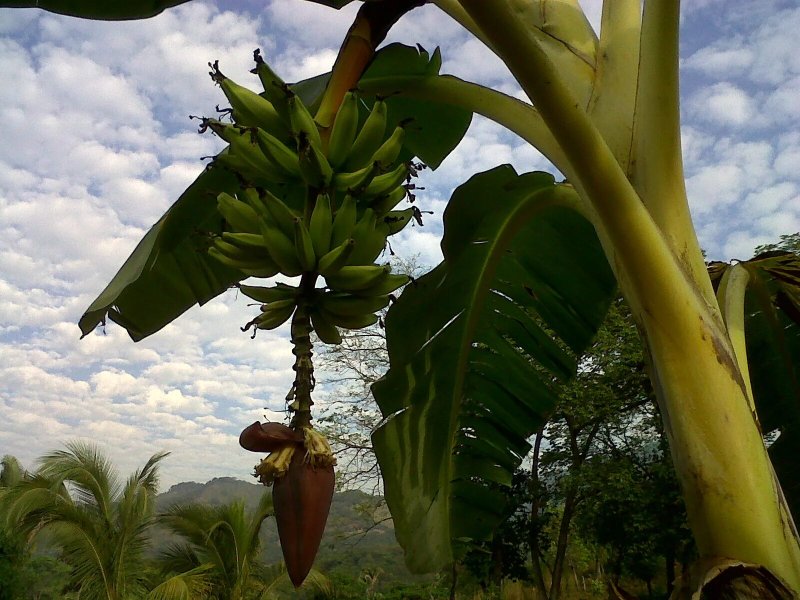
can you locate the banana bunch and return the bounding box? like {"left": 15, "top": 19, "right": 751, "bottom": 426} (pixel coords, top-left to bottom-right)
{"left": 202, "top": 55, "right": 420, "bottom": 340}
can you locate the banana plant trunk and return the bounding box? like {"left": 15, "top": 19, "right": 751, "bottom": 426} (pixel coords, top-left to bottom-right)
{"left": 451, "top": 0, "right": 800, "bottom": 592}
{"left": 632, "top": 282, "right": 800, "bottom": 581}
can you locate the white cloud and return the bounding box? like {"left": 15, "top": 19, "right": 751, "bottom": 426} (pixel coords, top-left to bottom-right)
{"left": 689, "top": 82, "right": 756, "bottom": 128}
{"left": 683, "top": 42, "right": 754, "bottom": 78}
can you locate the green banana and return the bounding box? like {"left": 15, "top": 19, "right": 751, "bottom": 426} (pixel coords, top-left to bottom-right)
{"left": 354, "top": 221, "right": 389, "bottom": 265}
{"left": 217, "top": 192, "right": 261, "bottom": 234}
{"left": 212, "top": 148, "right": 277, "bottom": 186}
{"left": 221, "top": 232, "right": 270, "bottom": 252}
{"left": 324, "top": 264, "right": 392, "bottom": 292}
{"left": 310, "top": 309, "right": 343, "bottom": 345}
{"left": 384, "top": 208, "right": 414, "bottom": 235}
{"left": 207, "top": 123, "right": 286, "bottom": 183}
{"left": 239, "top": 283, "right": 300, "bottom": 303}
{"left": 318, "top": 292, "right": 390, "bottom": 317}
{"left": 260, "top": 220, "right": 303, "bottom": 277}
{"left": 238, "top": 265, "right": 281, "bottom": 279}
{"left": 362, "top": 162, "right": 410, "bottom": 199}
{"left": 258, "top": 297, "right": 297, "bottom": 313}
{"left": 239, "top": 187, "right": 267, "bottom": 215}
{"left": 326, "top": 90, "right": 359, "bottom": 168}
{"left": 251, "top": 49, "right": 289, "bottom": 119}
{"left": 262, "top": 189, "right": 299, "bottom": 237}
{"left": 293, "top": 217, "right": 317, "bottom": 272}
{"left": 209, "top": 61, "right": 287, "bottom": 135}
{"left": 255, "top": 301, "right": 296, "bottom": 330}
{"left": 350, "top": 273, "right": 410, "bottom": 297}
{"left": 318, "top": 238, "right": 356, "bottom": 276}
{"left": 370, "top": 185, "right": 408, "bottom": 214}
{"left": 348, "top": 208, "right": 387, "bottom": 265}
{"left": 344, "top": 99, "right": 387, "bottom": 171}
{"left": 370, "top": 124, "right": 406, "bottom": 168}
{"left": 255, "top": 128, "right": 302, "bottom": 179}
{"left": 208, "top": 246, "right": 278, "bottom": 277}
{"left": 309, "top": 192, "right": 333, "bottom": 257}
{"left": 287, "top": 93, "right": 323, "bottom": 149}
{"left": 318, "top": 308, "right": 379, "bottom": 330}
{"left": 331, "top": 161, "right": 381, "bottom": 193}
{"left": 298, "top": 134, "right": 333, "bottom": 188}
{"left": 330, "top": 194, "right": 358, "bottom": 248}
{"left": 212, "top": 237, "right": 269, "bottom": 262}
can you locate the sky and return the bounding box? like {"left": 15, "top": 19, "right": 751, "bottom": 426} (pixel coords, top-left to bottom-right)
{"left": 0, "top": 0, "right": 799, "bottom": 491}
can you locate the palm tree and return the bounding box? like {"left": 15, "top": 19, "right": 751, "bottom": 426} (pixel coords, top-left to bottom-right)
{"left": 1, "top": 441, "right": 168, "bottom": 600}
{"left": 154, "top": 494, "right": 330, "bottom": 599}
{"left": 0, "top": 455, "right": 25, "bottom": 489}
{"left": 1, "top": 455, "right": 30, "bottom": 600}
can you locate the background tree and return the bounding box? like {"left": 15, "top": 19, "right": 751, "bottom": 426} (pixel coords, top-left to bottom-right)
{"left": 154, "top": 494, "right": 330, "bottom": 599}
{"left": 0, "top": 455, "right": 28, "bottom": 600}
{"left": 1, "top": 442, "right": 168, "bottom": 600}
{"left": 315, "top": 254, "right": 427, "bottom": 494}
{"left": 754, "top": 233, "right": 800, "bottom": 256}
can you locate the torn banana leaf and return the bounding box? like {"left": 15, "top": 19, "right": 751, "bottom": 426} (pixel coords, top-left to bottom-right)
{"left": 79, "top": 165, "right": 244, "bottom": 341}
{"left": 709, "top": 251, "right": 800, "bottom": 519}
{"left": 372, "top": 165, "right": 616, "bottom": 572}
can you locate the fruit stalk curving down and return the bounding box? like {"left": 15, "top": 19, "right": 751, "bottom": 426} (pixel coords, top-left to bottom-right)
{"left": 204, "top": 51, "right": 426, "bottom": 587}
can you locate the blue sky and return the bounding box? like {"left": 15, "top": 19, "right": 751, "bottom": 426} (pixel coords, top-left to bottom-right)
{"left": 0, "top": 0, "right": 798, "bottom": 489}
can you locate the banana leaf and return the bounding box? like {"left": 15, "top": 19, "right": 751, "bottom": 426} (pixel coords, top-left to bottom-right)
{"left": 79, "top": 44, "right": 470, "bottom": 341}
{"left": 301, "top": 0, "right": 355, "bottom": 7}
{"left": 0, "top": 0, "right": 191, "bottom": 19}
{"left": 708, "top": 252, "right": 800, "bottom": 519}
{"left": 79, "top": 165, "right": 244, "bottom": 341}
{"left": 371, "top": 165, "right": 616, "bottom": 572}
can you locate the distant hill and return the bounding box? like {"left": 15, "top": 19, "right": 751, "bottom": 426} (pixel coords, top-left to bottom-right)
{"left": 153, "top": 476, "right": 414, "bottom": 582}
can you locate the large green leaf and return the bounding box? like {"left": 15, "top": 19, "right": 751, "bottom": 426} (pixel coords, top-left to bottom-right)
{"left": 79, "top": 165, "right": 244, "bottom": 341}
{"left": 371, "top": 166, "right": 616, "bottom": 572}
{"left": 0, "top": 0, "right": 191, "bottom": 20}
{"left": 709, "top": 252, "right": 800, "bottom": 518}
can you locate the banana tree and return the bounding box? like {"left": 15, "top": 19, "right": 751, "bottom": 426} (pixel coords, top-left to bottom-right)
{"left": 3, "top": 0, "right": 799, "bottom": 596}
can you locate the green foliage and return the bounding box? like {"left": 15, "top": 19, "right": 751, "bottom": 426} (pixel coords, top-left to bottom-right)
{"left": 0, "top": 528, "right": 26, "bottom": 600}
{"left": 0, "top": 0, "right": 191, "bottom": 20}
{"left": 154, "top": 492, "right": 332, "bottom": 599}
{"left": 155, "top": 495, "right": 273, "bottom": 599}
{"left": 372, "top": 166, "right": 615, "bottom": 572}
{"left": 754, "top": 233, "right": 800, "bottom": 256}
{"left": 708, "top": 243, "right": 800, "bottom": 518}
{"left": 1, "top": 442, "right": 168, "bottom": 600}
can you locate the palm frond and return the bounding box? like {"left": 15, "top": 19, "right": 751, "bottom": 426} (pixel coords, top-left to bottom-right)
{"left": 147, "top": 564, "right": 215, "bottom": 600}
{"left": 255, "top": 562, "right": 333, "bottom": 599}
{"left": 155, "top": 541, "right": 204, "bottom": 576}
{"left": 37, "top": 441, "right": 120, "bottom": 521}
{"left": 0, "top": 455, "right": 26, "bottom": 488}
{"left": 157, "top": 496, "right": 278, "bottom": 597}
{"left": 247, "top": 493, "right": 274, "bottom": 558}
{"left": 1, "top": 473, "right": 68, "bottom": 534}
